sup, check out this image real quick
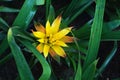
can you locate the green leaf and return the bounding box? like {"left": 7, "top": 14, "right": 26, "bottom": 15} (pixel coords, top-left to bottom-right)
{"left": 83, "top": 0, "right": 106, "bottom": 70}
{"left": 103, "top": 20, "right": 120, "bottom": 33}
{"left": 48, "top": 5, "right": 55, "bottom": 23}
{"left": 67, "top": 1, "right": 93, "bottom": 25}
{"left": 73, "top": 19, "right": 120, "bottom": 40}
{"left": 12, "top": 27, "right": 35, "bottom": 42}
{"left": 36, "top": 0, "right": 45, "bottom": 5}
{"left": 0, "top": 37, "right": 8, "bottom": 56}
{"left": 71, "top": 31, "right": 82, "bottom": 80}
{"left": 13, "top": 0, "right": 37, "bottom": 29}
{"left": 82, "top": 60, "right": 98, "bottom": 80}
{"left": 67, "top": 53, "right": 77, "bottom": 71}
{"left": 72, "top": 20, "right": 92, "bottom": 39}
{"left": 62, "top": 0, "right": 93, "bottom": 25}
{"left": 102, "top": 31, "right": 120, "bottom": 41}
{"left": 7, "top": 28, "right": 34, "bottom": 80}
{"left": 45, "top": 0, "right": 51, "bottom": 21}
{"left": 0, "top": 17, "right": 9, "bottom": 31}
{"left": 0, "top": 6, "right": 19, "bottom": 12}
{"left": 18, "top": 38, "right": 51, "bottom": 80}
{"left": 95, "top": 41, "right": 117, "bottom": 78}
{"left": 74, "top": 61, "right": 82, "bottom": 80}
{"left": 0, "top": 53, "right": 12, "bottom": 65}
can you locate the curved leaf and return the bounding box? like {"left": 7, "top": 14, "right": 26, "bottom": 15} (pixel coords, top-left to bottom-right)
{"left": 7, "top": 28, "right": 34, "bottom": 80}
{"left": 82, "top": 60, "right": 98, "bottom": 80}
{"left": 83, "top": 0, "right": 106, "bottom": 70}
{"left": 95, "top": 41, "right": 117, "bottom": 77}
{"left": 0, "top": 17, "right": 9, "bottom": 31}
{"left": 13, "top": 0, "right": 37, "bottom": 29}
{"left": 18, "top": 38, "right": 51, "bottom": 80}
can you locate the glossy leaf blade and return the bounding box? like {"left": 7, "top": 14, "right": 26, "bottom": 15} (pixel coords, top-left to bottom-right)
{"left": 18, "top": 39, "right": 51, "bottom": 80}
{"left": 95, "top": 41, "right": 117, "bottom": 77}
{"left": 0, "top": 17, "right": 9, "bottom": 31}
{"left": 7, "top": 28, "right": 34, "bottom": 80}
{"left": 13, "top": 0, "right": 37, "bottom": 29}
{"left": 82, "top": 60, "right": 98, "bottom": 80}
{"left": 83, "top": 0, "right": 106, "bottom": 70}
{"left": 102, "top": 31, "right": 120, "bottom": 41}
{"left": 74, "top": 61, "right": 82, "bottom": 80}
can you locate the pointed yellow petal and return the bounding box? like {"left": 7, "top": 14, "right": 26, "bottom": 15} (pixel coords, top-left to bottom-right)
{"left": 46, "top": 20, "right": 52, "bottom": 35}
{"left": 36, "top": 43, "right": 44, "bottom": 53}
{"left": 53, "top": 27, "right": 72, "bottom": 40}
{"left": 32, "top": 30, "right": 45, "bottom": 38}
{"left": 54, "top": 40, "right": 68, "bottom": 47}
{"left": 52, "top": 46, "right": 66, "bottom": 57}
{"left": 43, "top": 44, "right": 50, "bottom": 57}
{"left": 51, "top": 15, "right": 61, "bottom": 33}
{"left": 35, "top": 23, "right": 45, "bottom": 33}
{"left": 37, "top": 39, "right": 45, "bottom": 43}
{"left": 60, "top": 36, "right": 74, "bottom": 43}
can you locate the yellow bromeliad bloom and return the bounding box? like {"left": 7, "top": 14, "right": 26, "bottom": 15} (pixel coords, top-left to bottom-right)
{"left": 32, "top": 15, "right": 74, "bottom": 58}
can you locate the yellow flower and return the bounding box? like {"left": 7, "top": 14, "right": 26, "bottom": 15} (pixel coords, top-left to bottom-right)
{"left": 32, "top": 15, "right": 74, "bottom": 58}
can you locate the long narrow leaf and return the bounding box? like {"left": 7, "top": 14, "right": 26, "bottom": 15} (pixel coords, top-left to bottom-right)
{"left": 74, "top": 61, "right": 82, "bottom": 80}
{"left": 0, "top": 37, "right": 8, "bottom": 56}
{"left": 45, "top": 0, "right": 51, "bottom": 21}
{"left": 102, "top": 31, "right": 120, "bottom": 41}
{"left": 0, "top": 6, "right": 19, "bottom": 12}
{"left": 67, "top": 1, "right": 93, "bottom": 25}
{"left": 83, "top": 0, "right": 106, "bottom": 70}
{"left": 103, "top": 20, "right": 120, "bottom": 33}
{"left": 82, "top": 60, "right": 98, "bottom": 80}
{"left": 0, "top": 17, "right": 9, "bottom": 31}
{"left": 0, "top": 53, "right": 12, "bottom": 65}
{"left": 13, "top": 0, "right": 37, "bottom": 29}
{"left": 7, "top": 28, "right": 34, "bottom": 80}
{"left": 71, "top": 32, "right": 82, "bottom": 80}
{"left": 48, "top": 5, "right": 55, "bottom": 23}
{"left": 95, "top": 41, "right": 117, "bottom": 77}
{"left": 18, "top": 38, "right": 51, "bottom": 80}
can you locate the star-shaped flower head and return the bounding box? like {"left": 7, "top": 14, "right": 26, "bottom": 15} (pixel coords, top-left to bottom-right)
{"left": 32, "top": 15, "right": 74, "bottom": 58}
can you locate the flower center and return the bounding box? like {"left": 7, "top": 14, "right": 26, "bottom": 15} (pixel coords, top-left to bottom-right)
{"left": 44, "top": 34, "right": 56, "bottom": 46}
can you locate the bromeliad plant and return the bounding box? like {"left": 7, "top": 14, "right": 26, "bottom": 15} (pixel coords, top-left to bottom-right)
{"left": 0, "top": 0, "right": 120, "bottom": 80}
{"left": 32, "top": 16, "right": 73, "bottom": 58}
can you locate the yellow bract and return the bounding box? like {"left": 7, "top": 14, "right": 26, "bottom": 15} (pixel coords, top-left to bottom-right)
{"left": 32, "top": 15, "right": 74, "bottom": 58}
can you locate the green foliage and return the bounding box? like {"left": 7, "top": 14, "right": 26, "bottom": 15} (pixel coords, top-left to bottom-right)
{"left": 7, "top": 28, "right": 34, "bottom": 80}
{"left": 82, "top": 60, "right": 98, "bottom": 80}
{"left": 13, "top": 0, "right": 38, "bottom": 29}
{"left": 0, "top": 0, "right": 120, "bottom": 79}
{"left": 83, "top": 0, "right": 106, "bottom": 70}
{"left": 0, "top": 6, "right": 19, "bottom": 12}
{"left": 95, "top": 41, "right": 117, "bottom": 78}
{"left": 0, "top": 18, "right": 9, "bottom": 31}
{"left": 18, "top": 39, "right": 51, "bottom": 80}
{"left": 0, "top": 37, "right": 8, "bottom": 56}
